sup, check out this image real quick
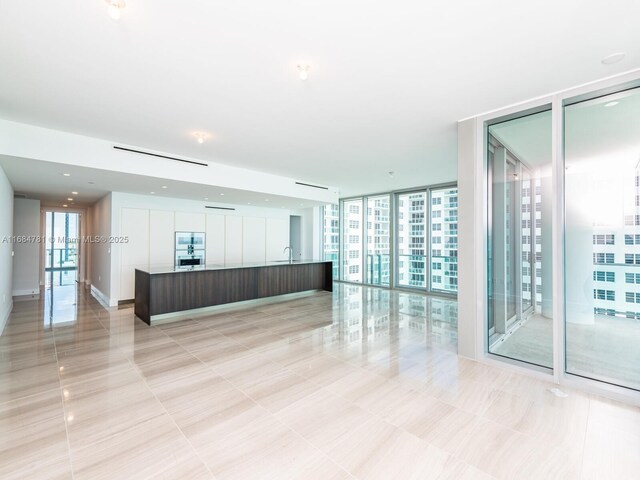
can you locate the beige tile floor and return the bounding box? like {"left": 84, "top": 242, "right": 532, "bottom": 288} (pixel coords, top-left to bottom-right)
{"left": 1, "top": 282, "right": 639, "bottom": 479}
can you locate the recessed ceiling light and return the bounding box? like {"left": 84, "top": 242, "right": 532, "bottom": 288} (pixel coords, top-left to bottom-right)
{"left": 67, "top": 198, "right": 73, "bottom": 201}
{"left": 247, "top": 202, "right": 252, "bottom": 205}
{"left": 71, "top": 191, "right": 78, "bottom": 195}
{"left": 161, "top": 185, "right": 167, "bottom": 189}
{"left": 204, "top": 197, "right": 209, "bottom": 200}
{"left": 63, "top": 173, "right": 71, "bottom": 177}
{"left": 601, "top": 52, "right": 625, "bottom": 65}
{"left": 150, "top": 192, "right": 155, "bottom": 195}
{"left": 604, "top": 101, "right": 619, "bottom": 107}
{"left": 193, "top": 132, "right": 209, "bottom": 144}
{"left": 105, "top": 0, "right": 125, "bottom": 21}
{"left": 63, "top": 204, "right": 68, "bottom": 208}
{"left": 297, "top": 64, "right": 311, "bottom": 81}
{"left": 220, "top": 193, "right": 225, "bottom": 196}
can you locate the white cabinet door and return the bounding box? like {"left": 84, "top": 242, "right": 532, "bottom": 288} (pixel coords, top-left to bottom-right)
{"left": 149, "top": 210, "right": 174, "bottom": 267}
{"left": 206, "top": 214, "right": 225, "bottom": 265}
{"left": 265, "top": 218, "right": 289, "bottom": 261}
{"left": 120, "top": 208, "right": 149, "bottom": 267}
{"left": 120, "top": 208, "right": 150, "bottom": 300}
{"left": 175, "top": 212, "right": 206, "bottom": 232}
{"left": 242, "top": 217, "right": 266, "bottom": 263}
{"left": 224, "top": 216, "right": 243, "bottom": 264}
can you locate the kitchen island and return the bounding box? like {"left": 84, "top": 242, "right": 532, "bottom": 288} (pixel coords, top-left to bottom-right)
{"left": 134, "top": 260, "right": 333, "bottom": 325}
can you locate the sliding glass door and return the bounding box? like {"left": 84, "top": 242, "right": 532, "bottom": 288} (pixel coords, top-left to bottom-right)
{"left": 564, "top": 87, "right": 640, "bottom": 391}
{"left": 487, "top": 110, "right": 553, "bottom": 369}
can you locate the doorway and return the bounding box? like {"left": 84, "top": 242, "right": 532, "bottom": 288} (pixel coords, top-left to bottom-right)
{"left": 44, "top": 211, "right": 80, "bottom": 287}
{"left": 289, "top": 215, "right": 302, "bottom": 261}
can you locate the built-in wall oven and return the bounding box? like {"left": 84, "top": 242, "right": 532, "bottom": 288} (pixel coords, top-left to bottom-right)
{"left": 175, "top": 232, "right": 205, "bottom": 268}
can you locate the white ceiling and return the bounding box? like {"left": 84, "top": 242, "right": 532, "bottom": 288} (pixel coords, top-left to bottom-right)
{"left": 1, "top": 0, "right": 639, "bottom": 197}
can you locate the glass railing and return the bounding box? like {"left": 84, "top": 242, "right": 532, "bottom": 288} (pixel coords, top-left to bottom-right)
{"left": 366, "top": 253, "right": 390, "bottom": 286}
{"left": 45, "top": 248, "right": 78, "bottom": 270}
{"left": 397, "top": 254, "right": 427, "bottom": 288}
{"left": 431, "top": 255, "right": 458, "bottom": 293}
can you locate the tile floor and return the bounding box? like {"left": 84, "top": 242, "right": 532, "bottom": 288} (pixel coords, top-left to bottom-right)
{"left": 1, "top": 282, "right": 639, "bottom": 479}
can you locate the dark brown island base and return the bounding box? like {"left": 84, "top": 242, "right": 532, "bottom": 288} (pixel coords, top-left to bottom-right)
{"left": 134, "top": 260, "right": 333, "bottom": 325}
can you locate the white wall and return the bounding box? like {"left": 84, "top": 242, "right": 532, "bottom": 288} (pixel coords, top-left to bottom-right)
{"left": 12, "top": 198, "right": 40, "bottom": 296}
{"left": 290, "top": 207, "right": 321, "bottom": 260}
{"left": 0, "top": 166, "right": 14, "bottom": 334}
{"left": 89, "top": 193, "right": 112, "bottom": 306}
{"left": 110, "top": 192, "right": 294, "bottom": 302}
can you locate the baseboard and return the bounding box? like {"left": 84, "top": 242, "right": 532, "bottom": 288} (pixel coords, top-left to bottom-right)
{"left": 12, "top": 288, "right": 40, "bottom": 297}
{"left": 0, "top": 300, "right": 12, "bottom": 336}
{"left": 90, "top": 285, "right": 113, "bottom": 309}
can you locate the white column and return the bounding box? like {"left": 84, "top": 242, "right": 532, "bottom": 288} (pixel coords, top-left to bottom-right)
{"left": 456, "top": 118, "right": 479, "bottom": 359}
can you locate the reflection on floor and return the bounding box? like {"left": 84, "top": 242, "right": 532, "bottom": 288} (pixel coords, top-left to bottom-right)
{"left": 1, "top": 283, "right": 639, "bottom": 479}
{"left": 491, "top": 314, "right": 553, "bottom": 368}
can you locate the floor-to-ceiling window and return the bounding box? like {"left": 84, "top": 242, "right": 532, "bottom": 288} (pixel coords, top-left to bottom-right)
{"left": 564, "top": 87, "right": 640, "bottom": 391}
{"left": 342, "top": 199, "right": 363, "bottom": 283}
{"left": 331, "top": 186, "right": 457, "bottom": 294}
{"left": 487, "top": 110, "right": 553, "bottom": 369}
{"left": 366, "top": 195, "right": 390, "bottom": 286}
{"left": 45, "top": 211, "right": 79, "bottom": 287}
{"left": 430, "top": 187, "right": 458, "bottom": 293}
{"left": 397, "top": 191, "right": 427, "bottom": 288}
{"left": 322, "top": 203, "right": 340, "bottom": 279}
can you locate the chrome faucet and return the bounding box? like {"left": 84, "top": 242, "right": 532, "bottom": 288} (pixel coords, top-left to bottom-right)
{"left": 283, "top": 246, "right": 293, "bottom": 263}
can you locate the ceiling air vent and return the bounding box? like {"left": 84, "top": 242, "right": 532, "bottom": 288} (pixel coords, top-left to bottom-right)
{"left": 205, "top": 206, "right": 235, "bottom": 211}
{"left": 14, "top": 193, "right": 28, "bottom": 199}
{"left": 295, "top": 181, "right": 328, "bottom": 190}
{"left": 113, "top": 146, "right": 208, "bottom": 167}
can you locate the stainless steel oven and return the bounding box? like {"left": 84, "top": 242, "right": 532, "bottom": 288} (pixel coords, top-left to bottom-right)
{"left": 175, "top": 232, "right": 205, "bottom": 268}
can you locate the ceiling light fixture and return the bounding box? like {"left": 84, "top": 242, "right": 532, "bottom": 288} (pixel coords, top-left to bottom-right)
{"left": 67, "top": 198, "right": 73, "bottom": 201}
{"left": 161, "top": 185, "right": 167, "bottom": 189}
{"left": 150, "top": 191, "right": 155, "bottom": 195}
{"left": 63, "top": 173, "right": 71, "bottom": 177}
{"left": 601, "top": 52, "right": 625, "bottom": 65}
{"left": 63, "top": 204, "right": 68, "bottom": 208}
{"left": 105, "top": 0, "right": 126, "bottom": 20}
{"left": 204, "top": 197, "right": 209, "bottom": 200}
{"left": 193, "top": 132, "right": 209, "bottom": 144}
{"left": 297, "top": 64, "right": 310, "bottom": 81}
{"left": 71, "top": 191, "right": 78, "bottom": 195}
{"left": 604, "top": 101, "right": 619, "bottom": 107}
{"left": 220, "top": 193, "right": 225, "bottom": 196}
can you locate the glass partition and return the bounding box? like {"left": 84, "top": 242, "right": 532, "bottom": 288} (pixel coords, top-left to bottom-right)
{"left": 487, "top": 110, "right": 553, "bottom": 369}
{"left": 564, "top": 87, "right": 640, "bottom": 391}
